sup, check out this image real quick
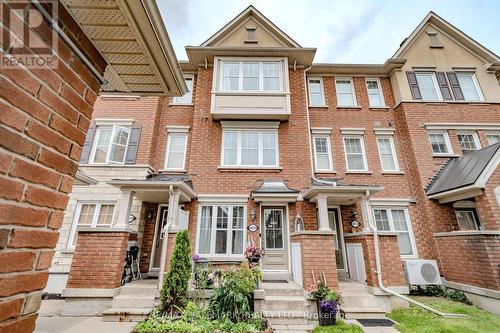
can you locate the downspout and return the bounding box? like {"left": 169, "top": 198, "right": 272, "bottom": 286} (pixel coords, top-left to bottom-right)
{"left": 158, "top": 185, "right": 174, "bottom": 290}
{"left": 367, "top": 190, "right": 466, "bottom": 318}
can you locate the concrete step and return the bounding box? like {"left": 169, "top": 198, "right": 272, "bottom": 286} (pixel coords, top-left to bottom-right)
{"left": 120, "top": 284, "right": 158, "bottom": 297}
{"left": 263, "top": 287, "right": 305, "bottom": 297}
{"left": 102, "top": 307, "right": 153, "bottom": 322}
{"left": 262, "top": 296, "right": 309, "bottom": 310}
{"left": 341, "top": 294, "right": 391, "bottom": 310}
{"left": 340, "top": 307, "right": 388, "bottom": 319}
{"left": 272, "top": 324, "right": 315, "bottom": 333}
{"left": 111, "top": 295, "right": 156, "bottom": 308}
{"left": 338, "top": 281, "right": 371, "bottom": 293}
{"left": 262, "top": 272, "right": 292, "bottom": 281}
{"left": 267, "top": 316, "right": 311, "bottom": 326}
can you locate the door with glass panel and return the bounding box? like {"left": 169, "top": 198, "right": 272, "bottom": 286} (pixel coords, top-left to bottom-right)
{"left": 328, "top": 208, "right": 346, "bottom": 272}
{"left": 262, "top": 208, "right": 288, "bottom": 271}
{"left": 151, "top": 206, "right": 168, "bottom": 270}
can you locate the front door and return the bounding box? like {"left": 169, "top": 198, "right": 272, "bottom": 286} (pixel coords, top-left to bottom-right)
{"left": 262, "top": 208, "right": 288, "bottom": 272}
{"left": 150, "top": 206, "right": 168, "bottom": 270}
{"left": 328, "top": 208, "right": 346, "bottom": 271}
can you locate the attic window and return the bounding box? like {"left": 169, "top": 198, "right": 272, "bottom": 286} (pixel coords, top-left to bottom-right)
{"left": 245, "top": 26, "right": 257, "bottom": 43}
{"left": 426, "top": 30, "right": 443, "bottom": 48}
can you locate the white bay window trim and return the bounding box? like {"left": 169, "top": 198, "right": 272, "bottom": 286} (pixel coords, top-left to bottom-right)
{"left": 195, "top": 204, "right": 247, "bottom": 258}
{"left": 372, "top": 207, "right": 417, "bottom": 258}
{"left": 428, "top": 131, "right": 453, "bottom": 156}
{"left": 342, "top": 135, "right": 368, "bottom": 172}
{"left": 217, "top": 59, "right": 285, "bottom": 92}
{"left": 376, "top": 136, "right": 400, "bottom": 172}
{"left": 67, "top": 201, "right": 116, "bottom": 249}
{"left": 90, "top": 125, "right": 131, "bottom": 164}
{"left": 313, "top": 135, "right": 334, "bottom": 172}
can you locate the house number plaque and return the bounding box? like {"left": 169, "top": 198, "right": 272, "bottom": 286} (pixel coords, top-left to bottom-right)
{"left": 247, "top": 224, "right": 259, "bottom": 232}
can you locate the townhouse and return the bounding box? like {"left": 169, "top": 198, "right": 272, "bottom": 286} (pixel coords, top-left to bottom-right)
{"left": 46, "top": 6, "right": 500, "bottom": 317}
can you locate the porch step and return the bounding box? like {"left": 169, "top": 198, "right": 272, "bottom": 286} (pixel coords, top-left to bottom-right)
{"left": 338, "top": 279, "right": 391, "bottom": 319}
{"left": 340, "top": 308, "right": 388, "bottom": 319}
{"left": 102, "top": 307, "right": 153, "bottom": 322}
{"left": 271, "top": 324, "right": 315, "bottom": 333}
{"left": 262, "top": 272, "right": 292, "bottom": 281}
{"left": 111, "top": 295, "right": 157, "bottom": 308}
{"left": 338, "top": 280, "right": 370, "bottom": 293}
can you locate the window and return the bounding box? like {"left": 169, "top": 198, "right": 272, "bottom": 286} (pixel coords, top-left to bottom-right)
{"left": 486, "top": 133, "right": 500, "bottom": 145}
{"left": 366, "top": 79, "right": 385, "bottom": 107}
{"left": 68, "top": 202, "right": 116, "bottom": 247}
{"left": 415, "top": 73, "right": 441, "bottom": 101}
{"left": 454, "top": 208, "right": 480, "bottom": 231}
{"left": 172, "top": 77, "right": 193, "bottom": 104}
{"left": 222, "top": 130, "right": 278, "bottom": 167}
{"left": 343, "top": 136, "right": 367, "bottom": 171}
{"left": 165, "top": 133, "right": 188, "bottom": 170}
{"left": 377, "top": 137, "right": 399, "bottom": 171}
{"left": 91, "top": 125, "right": 130, "bottom": 164}
{"left": 335, "top": 78, "right": 357, "bottom": 106}
{"left": 196, "top": 205, "right": 245, "bottom": 256}
{"left": 373, "top": 208, "right": 416, "bottom": 256}
{"left": 308, "top": 78, "right": 326, "bottom": 106}
{"left": 456, "top": 73, "right": 482, "bottom": 101}
{"left": 457, "top": 132, "right": 480, "bottom": 153}
{"left": 313, "top": 135, "right": 333, "bottom": 171}
{"left": 428, "top": 132, "right": 452, "bottom": 155}
{"left": 220, "top": 61, "right": 282, "bottom": 92}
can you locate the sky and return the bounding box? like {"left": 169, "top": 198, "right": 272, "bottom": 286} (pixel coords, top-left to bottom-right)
{"left": 158, "top": 0, "right": 500, "bottom": 64}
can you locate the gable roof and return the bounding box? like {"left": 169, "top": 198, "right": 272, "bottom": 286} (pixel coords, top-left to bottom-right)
{"left": 426, "top": 143, "right": 500, "bottom": 198}
{"left": 200, "top": 5, "right": 301, "bottom": 48}
{"left": 392, "top": 11, "right": 500, "bottom": 65}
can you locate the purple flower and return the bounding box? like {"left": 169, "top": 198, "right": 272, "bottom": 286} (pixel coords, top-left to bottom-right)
{"left": 192, "top": 254, "right": 201, "bottom": 262}
{"left": 319, "top": 300, "right": 337, "bottom": 315}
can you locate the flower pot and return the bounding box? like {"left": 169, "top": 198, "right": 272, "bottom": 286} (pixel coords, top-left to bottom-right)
{"left": 317, "top": 300, "right": 337, "bottom": 326}
{"left": 249, "top": 255, "right": 261, "bottom": 263}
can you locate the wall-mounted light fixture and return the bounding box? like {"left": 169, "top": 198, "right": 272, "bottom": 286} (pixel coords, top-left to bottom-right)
{"left": 250, "top": 208, "right": 256, "bottom": 222}
{"left": 350, "top": 209, "right": 360, "bottom": 228}
{"left": 146, "top": 209, "right": 154, "bottom": 221}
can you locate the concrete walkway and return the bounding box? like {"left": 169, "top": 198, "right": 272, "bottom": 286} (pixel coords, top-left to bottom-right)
{"left": 35, "top": 316, "right": 136, "bottom": 333}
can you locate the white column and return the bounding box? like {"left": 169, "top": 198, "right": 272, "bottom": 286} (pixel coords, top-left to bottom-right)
{"left": 158, "top": 188, "right": 180, "bottom": 289}
{"left": 116, "top": 190, "right": 134, "bottom": 229}
{"left": 360, "top": 191, "right": 373, "bottom": 232}
{"left": 317, "top": 195, "right": 331, "bottom": 231}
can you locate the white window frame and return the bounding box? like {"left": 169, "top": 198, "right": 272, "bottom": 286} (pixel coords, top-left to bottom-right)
{"left": 313, "top": 135, "right": 333, "bottom": 172}
{"left": 172, "top": 76, "right": 194, "bottom": 105}
{"left": 342, "top": 135, "right": 368, "bottom": 171}
{"left": 486, "top": 132, "right": 500, "bottom": 146}
{"left": 428, "top": 131, "right": 453, "bottom": 156}
{"left": 415, "top": 72, "right": 443, "bottom": 101}
{"left": 307, "top": 77, "right": 326, "bottom": 106}
{"left": 456, "top": 131, "right": 481, "bottom": 153}
{"left": 218, "top": 60, "right": 284, "bottom": 92}
{"left": 67, "top": 201, "right": 116, "bottom": 249}
{"left": 365, "top": 78, "right": 385, "bottom": 107}
{"left": 90, "top": 125, "right": 131, "bottom": 165}
{"left": 335, "top": 77, "right": 358, "bottom": 107}
{"left": 372, "top": 207, "right": 417, "bottom": 258}
{"left": 221, "top": 129, "right": 279, "bottom": 168}
{"left": 164, "top": 132, "right": 188, "bottom": 171}
{"left": 195, "top": 204, "right": 247, "bottom": 258}
{"left": 455, "top": 72, "right": 484, "bottom": 102}
{"left": 376, "top": 136, "right": 400, "bottom": 172}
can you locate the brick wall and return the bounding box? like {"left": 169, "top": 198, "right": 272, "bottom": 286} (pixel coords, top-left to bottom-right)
{"left": 0, "top": 2, "right": 105, "bottom": 331}
{"left": 434, "top": 234, "right": 499, "bottom": 290}
{"left": 66, "top": 231, "right": 129, "bottom": 289}
{"left": 138, "top": 203, "right": 159, "bottom": 273}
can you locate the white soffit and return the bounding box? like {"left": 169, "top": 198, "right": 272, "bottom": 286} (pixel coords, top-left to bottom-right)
{"left": 61, "top": 0, "right": 187, "bottom": 96}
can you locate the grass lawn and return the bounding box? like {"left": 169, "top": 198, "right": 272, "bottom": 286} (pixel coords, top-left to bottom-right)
{"left": 312, "top": 320, "right": 363, "bottom": 333}
{"left": 387, "top": 296, "right": 500, "bottom": 333}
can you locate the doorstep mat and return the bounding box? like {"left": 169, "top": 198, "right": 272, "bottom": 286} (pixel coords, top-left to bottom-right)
{"left": 356, "top": 319, "right": 395, "bottom": 327}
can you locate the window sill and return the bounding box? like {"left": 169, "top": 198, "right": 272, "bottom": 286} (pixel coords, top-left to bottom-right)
{"left": 159, "top": 169, "right": 186, "bottom": 173}
{"left": 337, "top": 105, "right": 362, "bottom": 109}
{"left": 315, "top": 170, "right": 337, "bottom": 174}
{"left": 369, "top": 106, "right": 391, "bottom": 110}
{"left": 169, "top": 103, "right": 193, "bottom": 106}
{"left": 212, "top": 90, "right": 290, "bottom": 96}
{"left": 218, "top": 166, "right": 282, "bottom": 172}
{"left": 402, "top": 100, "right": 490, "bottom": 105}
{"left": 309, "top": 105, "right": 329, "bottom": 108}
{"left": 195, "top": 256, "right": 245, "bottom": 262}
{"left": 382, "top": 171, "right": 405, "bottom": 175}
{"left": 345, "top": 170, "right": 373, "bottom": 175}
{"left": 432, "top": 154, "right": 460, "bottom": 158}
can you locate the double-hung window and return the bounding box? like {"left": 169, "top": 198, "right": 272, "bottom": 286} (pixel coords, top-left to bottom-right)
{"left": 428, "top": 131, "right": 453, "bottom": 155}
{"left": 313, "top": 135, "right": 333, "bottom": 172}
{"left": 415, "top": 73, "right": 442, "bottom": 101}
{"left": 68, "top": 202, "right": 116, "bottom": 248}
{"left": 196, "top": 205, "right": 246, "bottom": 256}
{"left": 486, "top": 133, "right": 500, "bottom": 146}
{"left": 373, "top": 208, "right": 416, "bottom": 257}
{"left": 164, "top": 132, "right": 188, "bottom": 170}
{"left": 457, "top": 132, "right": 480, "bottom": 154}
{"left": 456, "top": 72, "right": 483, "bottom": 101}
{"left": 220, "top": 61, "right": 282, "bottom": 92}
{"left": 222, "top": 130, "right": 278, "bottom": 167}
{"left": 308, "top": 78, "right": 326, "bottom": 106}
{"left": 91, "top": 125, "right": 130, "bottom": 164}
{"left": 454, "top": 208, "right": 480, "bottom": 231}
{"left": 172, "top": 77, "right": 193, "bottom": 104}
{"left": 366, "top": 78, "right": 385, "bottom": 107}
{"left": 335, "top": 78, "right": 357, "bottom": 107}
{"left": 377, "top": 137, "right": 399, "bottom": 171}
{"left": 343, "top": 136, "right": 368, "bottom": 171}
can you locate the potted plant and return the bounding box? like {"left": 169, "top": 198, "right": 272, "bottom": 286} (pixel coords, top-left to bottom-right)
{"left": 244, "top": 244, "right": 263, "bottom": 264}
{"left": 309, "top": 280, "right": 340, "bottom": 326}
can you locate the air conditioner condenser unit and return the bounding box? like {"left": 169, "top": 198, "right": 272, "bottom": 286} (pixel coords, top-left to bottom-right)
{"left": 403, "top": 260, "right": 442, "bottom": 285}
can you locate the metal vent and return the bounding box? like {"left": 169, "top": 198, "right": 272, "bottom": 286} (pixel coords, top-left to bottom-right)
{"left": 420, "top": 262, "right": 438, "bottom": 283}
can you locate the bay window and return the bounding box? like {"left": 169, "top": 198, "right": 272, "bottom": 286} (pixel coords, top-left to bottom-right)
{"left": 91, "top": 125, "right": 130, "bottom": 164}
{"left": 220, "top": 60, "right": 283, "bottom": 91}
{"left": 68, "top": 202, "right": 116, "bottom": 248}
{"left": 196, "top": 204, "right": 246, "bottom": 256}
{"left": 222, "top": 130, "right": 278, "bottom": 167}
{"left": 373, "top": 208, "right": 416, "bottom": 257}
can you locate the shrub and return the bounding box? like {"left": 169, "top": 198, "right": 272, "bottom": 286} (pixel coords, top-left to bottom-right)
{"left": 445, "top": 289, "right": 472, "bottom": 305}
{"left": 410, "top": 285, "right": 471, "bottom": 305}
{"left": 160, "top": 230, "right": 192, "bottom": 315}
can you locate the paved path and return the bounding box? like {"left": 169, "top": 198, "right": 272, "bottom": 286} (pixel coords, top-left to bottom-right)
{"left": 35, "top": 316, "right": 136, "bottom": 333}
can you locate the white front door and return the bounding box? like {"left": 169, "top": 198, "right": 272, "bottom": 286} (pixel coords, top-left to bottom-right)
{"left": 262, "top": 208, "right": 288, "bottom": 272}
{"left": 150, "top": 206, "right": 168, "bottom": 271}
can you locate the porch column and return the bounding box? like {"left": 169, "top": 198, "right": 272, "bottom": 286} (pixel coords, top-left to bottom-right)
{"left": 360, "top": 191, "right": 373, "bottom": 232}
{"left": 116, "top": 190, "right": 135, "bottom": 229}
{"left": 158, "top": 188, "right": 180, "bottom": 288}
{"left": 317, "top": 195, "right": 331, "bottom": 231}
